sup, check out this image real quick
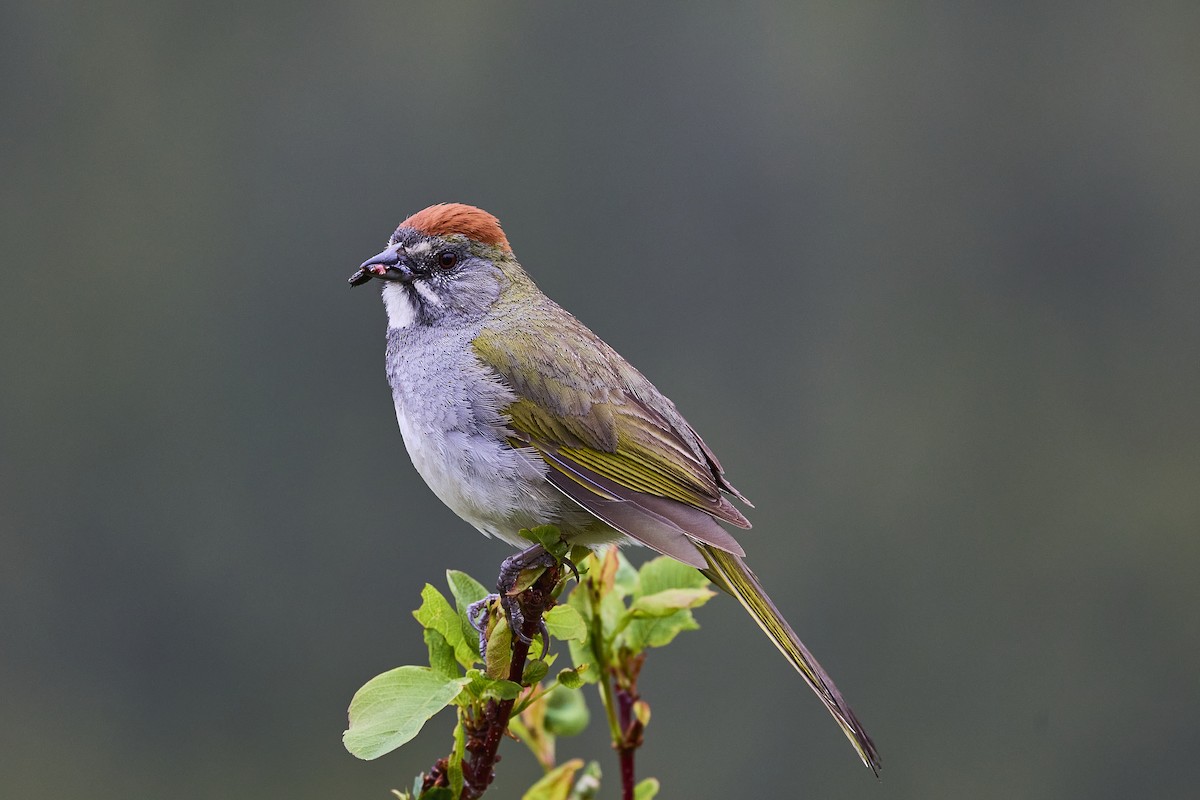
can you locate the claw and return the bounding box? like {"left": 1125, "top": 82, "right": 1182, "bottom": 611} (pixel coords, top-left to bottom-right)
{"left": 468, "top": 595, "right": 498, "bottom": 661}
{"left": 498, "top": 544, "right": 556, "bottom": 593}
{"left": 561, "top": 555, "right": 580, "bottom": 583}
{"left": 492, "top": 541, "right": 567, "bottom": 650}
{"left": 468, "top": 596, "right": 495, "bottom": 634}
{"left": 504, "top": 594, "right": 533, "bottom": 644}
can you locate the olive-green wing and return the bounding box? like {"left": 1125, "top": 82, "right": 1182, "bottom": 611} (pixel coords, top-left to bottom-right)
{"left": 476, "top": 314, "right": 880, "bottom": 773}
{"left": 473, "top": 318, "right": 750, "bottom": 567}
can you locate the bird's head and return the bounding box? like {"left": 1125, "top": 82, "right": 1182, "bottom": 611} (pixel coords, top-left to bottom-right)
{"left": 350, "top": 203, "right": 530, "bottom": 329}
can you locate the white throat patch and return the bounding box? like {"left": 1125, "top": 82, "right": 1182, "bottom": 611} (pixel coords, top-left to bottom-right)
{"left": 381, "top": 283, "right": 418, "bottom": 330}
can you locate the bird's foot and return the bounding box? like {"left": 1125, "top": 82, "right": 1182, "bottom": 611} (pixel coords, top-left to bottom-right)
{"left": 468, "top": 595, "right": 499, "bottom": 662}
{"left": 497, "top": 544, "right": 557, "bottom": 644}
{"left": 498, "top": 543, "right": 557, "bottom": 586}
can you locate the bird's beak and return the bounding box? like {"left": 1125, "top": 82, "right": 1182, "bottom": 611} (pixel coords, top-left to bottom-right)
{"left": 348, "top": 245, "right": 414, "bottom": 286}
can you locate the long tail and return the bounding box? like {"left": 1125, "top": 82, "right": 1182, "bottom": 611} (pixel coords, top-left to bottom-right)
{"left": 698, "top": 543, "right": 881, "bottom": 775}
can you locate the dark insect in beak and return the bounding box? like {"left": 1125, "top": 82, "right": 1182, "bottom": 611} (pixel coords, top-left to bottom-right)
{"left": 349, "top": 246, "right": 412, "bottom": 286}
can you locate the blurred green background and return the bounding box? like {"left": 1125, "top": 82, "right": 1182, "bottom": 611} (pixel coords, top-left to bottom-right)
{"left": 3, "top": 2, "right": 1198, "bottom": 797}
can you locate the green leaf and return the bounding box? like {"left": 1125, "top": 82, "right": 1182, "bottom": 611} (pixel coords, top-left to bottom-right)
{"left": 556, "top": 666, "right": 587, "bottom": 690}
{"left": 418, "top": 789, "right": 454, "bottom": 800}
{"left": 633, "top": 777, "right": 660, "bottom": 800}
{"left": 446, "top": 569, "right": 489, "bottom": 607}
{"left": 543, "top": 684, "right": 589, "bottom": 737}
{"left": 414, "top": 584, "right": 476, "bottom": 668}
{"left": 612, "top": 550, "right": 639, "bottom": 597}
{"left": 521, "top": 758, "right": 584, "bottom": 800}
{"left": 568, "top": 546, "right": 593, "bottom": 572}
{"left": 424, "top": 628, "right": 459, "bottom": 680}
{"left": 464, "top": 669, "right": 523, "bottom": 700}
{"left": 598, "top": 589, "right": 625, "bottom": 638}
{"left": 522, "top": 658, "right": 550, "bottom": 686}
{"left": 565, "top": 580, "right": 600, "bottom": 681}
{"left": 521, "top": 525, "right": 572, "bottom": 564}
{"left": 523, "top": 524, "right": 565, "bottom": 552}
{"left": 343, "top": 666, "right": 470, "bottom": 760}
{"left": 628, "top": 588, "right": 715, "bottom": 618}
{"left": 636, "top": 555, "right": 709, "bottom": 596}
{"left": 565, "top": 635, "right": 597, "bottom": 683}
{"left": 510, "top": 566, "right": 546, "bottom": 595}
{"left": 544, "top": 605, "right": 587, "bottom": 642}
{"left": 566, "top": 573, "right": 593, "bottom": 619}
{"left": 620, "top": 586, "right": 715, "bottom": 651}
{"left": 446, "top": 569, "right": 489, "bottom": 658}
{"left": 622, "top": 610, "right": 700, "bottom": 651}
{"left": 485, "top": 616, "right": 513, "bottom": 679}
{"left": 487, "top": 679, "right": 524, "bottom": 700}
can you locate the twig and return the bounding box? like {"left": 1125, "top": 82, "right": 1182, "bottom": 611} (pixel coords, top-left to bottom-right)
{"left": 617, "top": 686, "right": 636, "bottom": 800}
{"left": 613, "top": 652, "right": 646, "bottom": 800}
{"left": 459, "top": 563, "right": 561, "bottom": 799}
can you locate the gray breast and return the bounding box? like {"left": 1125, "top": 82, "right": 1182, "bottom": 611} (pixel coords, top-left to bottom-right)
{"left": 384, "top": 323, "right": 582, "bottom": 547}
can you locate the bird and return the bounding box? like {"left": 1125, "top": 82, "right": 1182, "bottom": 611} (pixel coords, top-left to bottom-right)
{"left": 349, "top": 203, "right": 879, "bottom": 774}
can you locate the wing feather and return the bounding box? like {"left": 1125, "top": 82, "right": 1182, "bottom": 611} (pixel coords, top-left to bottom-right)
{"left": 473, "top": 315, "right": 750, "bottom": 560}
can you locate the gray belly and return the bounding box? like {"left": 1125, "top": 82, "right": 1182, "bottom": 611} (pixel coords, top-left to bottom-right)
{"left": 393, "top": 400, "right": 559, "bottom": 546}
{"left": 386, "top": 326, "right": 616, "bottom": 548}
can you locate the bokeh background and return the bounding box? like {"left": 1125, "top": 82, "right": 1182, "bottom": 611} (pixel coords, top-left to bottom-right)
{"left": 4, "top": 2, "right": 1198, "bottom": 797}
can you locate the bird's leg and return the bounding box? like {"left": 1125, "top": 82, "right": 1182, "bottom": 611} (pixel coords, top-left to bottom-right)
{"left": 468, "top": 594, "right": 543, "bottom": 661}
{"left": 466, "top": 543, "right": 559, "bottom": 657}
{"left": 498, "top": 543, "right": 555, "bottom": 587}
{"left": 497, "top": 543, "right": 557, "bottom": 644}
{"left": 467, "top": 597, "right": 494, "bottom": 663}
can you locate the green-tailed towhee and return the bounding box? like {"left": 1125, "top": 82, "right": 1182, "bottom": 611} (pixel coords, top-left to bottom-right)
{"left": 349, "top": 203, "right": 879, "bottom": 773}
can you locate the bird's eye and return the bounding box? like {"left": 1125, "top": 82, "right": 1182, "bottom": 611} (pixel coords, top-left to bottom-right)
{"left": 436, "top": 250, "right": 458, "bottom": 270}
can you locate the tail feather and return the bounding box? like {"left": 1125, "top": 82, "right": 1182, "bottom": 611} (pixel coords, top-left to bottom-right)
{"left": 698, "top": 543, "right": 881, "bottom": 775}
